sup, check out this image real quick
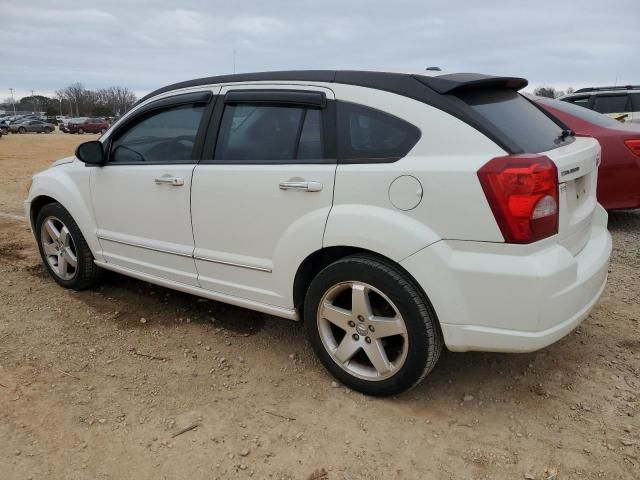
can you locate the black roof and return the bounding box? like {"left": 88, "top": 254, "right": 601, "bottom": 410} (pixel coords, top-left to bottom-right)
{"left": 137, "top": 70, "right": 528, "bottom": 105}
{"left": 134, "top": 70, "right": 530, "bottom": 155}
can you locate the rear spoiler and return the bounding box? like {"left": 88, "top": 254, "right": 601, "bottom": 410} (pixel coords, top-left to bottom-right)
{"left": 413, "top": 73, "right": 528, "bottom": 94}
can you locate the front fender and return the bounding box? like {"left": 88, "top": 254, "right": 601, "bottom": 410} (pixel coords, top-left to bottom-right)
{"left": 27, "top": 161, "right": 103, "bottom": 262}
{"left": 323, "top": 204, "right": 441, "bottom": 261}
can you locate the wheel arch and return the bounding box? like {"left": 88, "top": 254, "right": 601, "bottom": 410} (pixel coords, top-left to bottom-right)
{"left": 293, "top": 245, "right": 440, "bottom": 327}
{"left": 28, "top": 166, "right": 103, "bottom": 262}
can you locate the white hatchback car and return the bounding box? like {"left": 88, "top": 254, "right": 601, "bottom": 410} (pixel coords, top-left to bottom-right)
{"left": 26, "top": 70, "right": 612, "bottom": 396}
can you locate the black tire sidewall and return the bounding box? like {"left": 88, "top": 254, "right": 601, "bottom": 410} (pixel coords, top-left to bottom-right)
{"left": 304, "top": 256, "right": 437, "bottom": 396}
{"left": 35, "top": 203, "right": 89, "bottom": 289}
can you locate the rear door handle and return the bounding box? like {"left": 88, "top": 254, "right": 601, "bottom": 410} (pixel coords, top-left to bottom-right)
{"left": 154, "top": 176, "right": 184, "bottom": 186}
{"left": 279, "top": 181, "right": 323, "bottom": 192}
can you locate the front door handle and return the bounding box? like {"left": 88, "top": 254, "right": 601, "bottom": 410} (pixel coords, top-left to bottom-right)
{"left": 154, "top": 176, "right": 184, "bottom": 186}
{"left": 279, "top": 181, "right": 323, "bottom": 192}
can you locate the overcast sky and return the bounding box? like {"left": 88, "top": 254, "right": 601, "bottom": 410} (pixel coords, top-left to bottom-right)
{"left": 1, "top": 0, "right": 638, "bottom": 101}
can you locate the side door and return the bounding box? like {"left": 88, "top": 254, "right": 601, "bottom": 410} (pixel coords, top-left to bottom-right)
{"left": 191, "top": 85, "right": 336, "bottom": 308}
{"left": 28, "top": 120, "right": 41, "bottom": 132}
{"left": 90, "top": 90, "right": 217, "bottom": 286}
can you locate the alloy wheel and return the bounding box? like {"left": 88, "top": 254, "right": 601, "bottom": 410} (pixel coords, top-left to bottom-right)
{"left": 40, "top": 216, "right": 78, "bottom": 280}
{"left": 317, "top": 281, "right": 408, "bottom": 381}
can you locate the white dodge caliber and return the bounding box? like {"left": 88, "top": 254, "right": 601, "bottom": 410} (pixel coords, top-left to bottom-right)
{"left": 26, "top": 70, "right": 612, "bottom": 396}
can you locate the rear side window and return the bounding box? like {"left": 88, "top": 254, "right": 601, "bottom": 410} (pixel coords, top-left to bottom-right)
{"left": 456, "top": 90, "right": 567, "bottom": 153}
{"left": 564, "top": 96, "right": 591, "bottom": 108}
{"left": 632, "top": 93, "right": 640, "bottom": 111}
{"left": 592, "top": 95, "right": 630, "bottom": 114}
{"left": 337, "top": 101, "right": 421, "bottom": 163}
{"left": 110, "top": 104, "right": 204, "bottom": 163}
{"left": 215, "top": 104, "right": 323, "bottom": 162}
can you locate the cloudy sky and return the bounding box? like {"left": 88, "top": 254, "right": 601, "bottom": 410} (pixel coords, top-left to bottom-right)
{"left": 1, "top": 0, "right": 638, "bottom": 101}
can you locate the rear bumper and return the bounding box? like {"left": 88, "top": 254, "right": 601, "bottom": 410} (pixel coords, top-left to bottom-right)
{"left": 401, "top": 205, "right": 612, "bottom": 353}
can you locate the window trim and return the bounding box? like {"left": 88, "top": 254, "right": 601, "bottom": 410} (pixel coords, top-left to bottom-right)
{"left": 103, "top": 91, "right": 213, "bottom": 166}
{"left": 200, "top": 90, "right": 336, "bottom": 165}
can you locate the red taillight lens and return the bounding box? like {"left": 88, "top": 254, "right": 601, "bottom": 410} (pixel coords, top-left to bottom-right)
{"left": 624, "top": 139, "right": 640, "bottom": 157}
{"left": 478, "top": 154, "right": 559, "bottom": 244}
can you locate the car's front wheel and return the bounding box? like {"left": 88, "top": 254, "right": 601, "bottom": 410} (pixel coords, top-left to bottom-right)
{"left": 77, "top": 127, "right": 84, "bottom": 134}
{"left": 35, "top": 202, "right": 101, "bottom": 290}
{"left": 43, "top": 127, "right": 51, "bottom": 133}
{"left": 304, "top": 254, "right": 443, "bottom": 396}
{"left": 18, "top": 127, "right": 26, "bottom": 134}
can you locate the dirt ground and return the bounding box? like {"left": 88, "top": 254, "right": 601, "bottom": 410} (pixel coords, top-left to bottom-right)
{"left": 0, "top": 132, "right": 638, "bottom": 480}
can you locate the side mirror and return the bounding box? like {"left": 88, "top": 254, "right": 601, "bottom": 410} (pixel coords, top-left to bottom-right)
{"left": 75, "top": 140, "right": 105, "bottom": 165}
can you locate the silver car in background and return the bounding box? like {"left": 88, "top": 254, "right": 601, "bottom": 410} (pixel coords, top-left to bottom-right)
{"left": 10, "top": 119, "right": 55, "bottom": 134}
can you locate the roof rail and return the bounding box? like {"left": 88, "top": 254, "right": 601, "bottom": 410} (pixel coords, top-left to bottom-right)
{"left": 574, "top": 85, "right": 640, "bottom": 93}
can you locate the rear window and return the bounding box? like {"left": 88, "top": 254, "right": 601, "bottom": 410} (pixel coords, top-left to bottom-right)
{"left": 456, "top": 89, "right": 568, "bottom": 153}
{"left": 537, "top": 97, "right": 621, "bottom": 128}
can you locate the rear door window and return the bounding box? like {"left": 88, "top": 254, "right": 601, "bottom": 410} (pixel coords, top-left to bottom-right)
{"left": 214, "top": 104, "right": 324, "bottom": 163}
{"left": 337, "top": 101, "right": 421, "bottom": 163}
{"left": 592, "top": 94, "right": 630, "bottom": 114}
{"left": 456, "top": 89, "right": 568, "bottom": 153}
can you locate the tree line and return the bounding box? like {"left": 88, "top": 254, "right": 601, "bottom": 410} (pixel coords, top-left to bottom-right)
{"left": 1, "top": 83, "right": 137, "bottom": 117}
{"left": 533, "top": 86, "right": 575, "bottom": 99}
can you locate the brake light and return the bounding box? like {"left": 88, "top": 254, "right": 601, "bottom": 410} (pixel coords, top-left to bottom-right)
{"left": 624, "top": 139, "right": 640, "bottom": 157}
{"left": 478, "top": 154, "right": 559, "bottom": 244}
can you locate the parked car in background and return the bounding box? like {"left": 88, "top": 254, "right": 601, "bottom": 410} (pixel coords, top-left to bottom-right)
{"left": 560, "top": 86, "right": 640, "bottom": 123}
{"left": 534, "top": 96, "right": 640, "bottom": 210}
{"left": 59, "top": 117, "right": 88, "bottom": 133}
{"left": 68, "top": 117, "right": 110, "bottom": 134}
{"left": 10, "top": 119, "right": 55, "bottom": 134}
{"left": 26, "top": 70, "right": 612, "bottom": 396}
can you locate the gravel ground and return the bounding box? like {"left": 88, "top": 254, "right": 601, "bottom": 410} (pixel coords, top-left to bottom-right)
{"left": 0, "top": 133, "right": 638, "bottom": 479}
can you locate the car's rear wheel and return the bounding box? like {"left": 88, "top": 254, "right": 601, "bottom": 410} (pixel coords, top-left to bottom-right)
{"left": 18, "top": 127, "right": 25, "bottom": 134}
{"left": 35, "top": 202, "right": 101, "bottom": 290}
{"left": 78, "top": 127, "right": 84, "bottom": 134}
{"left": 100, "top": 128, "right": 107, "bottom": 134}
{"left": 44, "top": 127, "right": 51, "bottom": 133}
{"left": 304, "top": 254, "right": 442, "bottom": 397}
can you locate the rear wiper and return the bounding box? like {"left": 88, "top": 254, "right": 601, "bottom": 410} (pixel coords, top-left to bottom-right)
{"left": 558, "top": 129, "right": 575, "bottom": 140}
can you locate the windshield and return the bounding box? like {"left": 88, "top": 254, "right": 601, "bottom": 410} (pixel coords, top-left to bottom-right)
{"left": 539, "top": 97, "right": 622, "bottom": 128}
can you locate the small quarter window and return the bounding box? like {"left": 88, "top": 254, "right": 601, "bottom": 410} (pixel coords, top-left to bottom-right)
{"left": 110, "top": 104, "right": 204, "bottom": 164}
{"left": 337, "top": 102, "right": 421, "bottom": 162}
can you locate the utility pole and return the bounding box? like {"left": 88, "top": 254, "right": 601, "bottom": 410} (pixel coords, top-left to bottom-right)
{"left": 9, "top": 88, "right": 16, "bottom": 114}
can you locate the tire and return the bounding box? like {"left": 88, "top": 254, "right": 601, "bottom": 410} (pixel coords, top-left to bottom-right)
{"left": 304, "top": 254, "right": 443, "bottom": 397}
{"left": 100, "top": 128, "right": 107, "bottom": 134}
{"left": 35, "top": 202, "right": 101, "bottom": 290}
{"left": 44, "top": 127, "right": 51, "bottom": 134}
{"left": 18, "top": 127, "right": 26, "bottom": 134}
{"left": 78, "top": 127, "right": 84, "bottom": 134}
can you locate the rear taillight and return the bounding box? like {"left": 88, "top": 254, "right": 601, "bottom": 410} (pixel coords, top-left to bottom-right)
{"left": 624, "top": 139, "right": 640, "bottom": 157}
{"left": 478, "top": 154, "right": 559, "bottom": 244}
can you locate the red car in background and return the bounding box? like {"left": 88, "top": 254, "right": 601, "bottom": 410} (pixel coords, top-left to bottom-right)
{"left": 534, "top": 96, "right": 640, "bottom": 210}
{"left": 68, "top": 117, "right": 110, "bottom": 134}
